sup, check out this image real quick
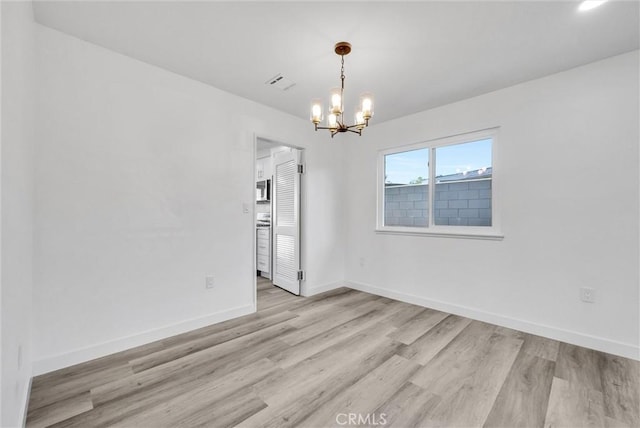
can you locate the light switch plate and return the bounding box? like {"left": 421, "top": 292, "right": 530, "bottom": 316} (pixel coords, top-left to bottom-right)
{"left": 580, "top": 287, "right": 595, "bottom": 303}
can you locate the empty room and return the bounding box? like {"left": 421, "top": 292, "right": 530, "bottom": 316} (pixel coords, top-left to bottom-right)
{"left": 1, "top": 1, "right": 639, "bottom": 427}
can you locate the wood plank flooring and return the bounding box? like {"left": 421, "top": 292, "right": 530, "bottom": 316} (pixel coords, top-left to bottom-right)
{"left": 27, "top": 277, "right": 640, "bottom": 427}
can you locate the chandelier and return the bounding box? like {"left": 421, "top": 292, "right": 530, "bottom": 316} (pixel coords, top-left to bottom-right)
{"left": 310, "top": 42, "right": 374, "bottom": 137}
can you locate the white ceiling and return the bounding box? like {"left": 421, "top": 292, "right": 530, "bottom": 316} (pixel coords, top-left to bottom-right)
{"left": 33, "top": 1, "right": 639, "bottom": 124}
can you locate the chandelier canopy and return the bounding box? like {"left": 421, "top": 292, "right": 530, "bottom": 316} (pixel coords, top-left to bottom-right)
{"left": 310, "top": 42, "right": 374, "bottom": 137}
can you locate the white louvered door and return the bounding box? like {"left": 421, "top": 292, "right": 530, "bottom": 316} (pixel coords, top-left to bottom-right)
{"left": 272, "top": 149, "right": 301, "bottom": 295}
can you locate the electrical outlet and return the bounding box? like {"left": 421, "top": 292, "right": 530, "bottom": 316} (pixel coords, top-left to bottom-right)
{"left": 580, "top": 287, "right": 595, "bottom": 303}
{"left": 359, "top": 257, "right": 365, "bottom": 267}
{"left": 206, "top": 276, "right": 214, "bottom": 289}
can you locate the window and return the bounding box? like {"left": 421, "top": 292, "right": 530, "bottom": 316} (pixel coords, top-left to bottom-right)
{"left": 384, "top": 148, "right": 429, "bottom": 227}
{"left": 377, "top": 128, "right": 502, "bottom": 239}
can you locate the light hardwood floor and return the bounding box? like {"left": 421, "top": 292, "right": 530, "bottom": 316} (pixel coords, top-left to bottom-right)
{"left": 27, "top": 277, "right": 639, "bottom": 427}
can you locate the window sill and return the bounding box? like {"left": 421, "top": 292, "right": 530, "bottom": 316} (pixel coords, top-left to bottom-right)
{"left": 375, "top": 227, "right": 504, "bottom": 241}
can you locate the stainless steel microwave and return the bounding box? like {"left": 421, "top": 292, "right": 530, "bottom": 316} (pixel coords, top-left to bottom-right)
{"left": 256, "top": 179, "right": 270, "bottom": 202}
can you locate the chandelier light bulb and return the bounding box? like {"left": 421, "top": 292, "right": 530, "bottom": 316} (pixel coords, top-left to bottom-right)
{"left": 361, "top": 93, "right": 374, "bottom": 120}
{"left": 330, "top": 89, "right": 342, "bottom": 115}
{"left": 310, "top": 100, "right": 323, "bottom": 124}
{"left": 327, "top": 113, "right": 338, "bottom": 129}
{"left": 355, "top": 111, "right": 365, "bottom": 129}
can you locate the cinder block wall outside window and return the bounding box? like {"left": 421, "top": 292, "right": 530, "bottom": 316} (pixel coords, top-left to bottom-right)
{"left": 384, "top": 179, "right": 492, "bottom": 227}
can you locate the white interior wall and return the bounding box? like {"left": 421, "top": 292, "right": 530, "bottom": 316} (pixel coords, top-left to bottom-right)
{"left": 1, "top": 4, "right": 3, "bottom": 421}
{"left": 344, "top": 51, "right": 639, "bottom": 359}
{"left": 1, "top": 2, "right": 36, "bottom": 425}
{"left": 33, "top": 25, "right": 345, "bottom": 374}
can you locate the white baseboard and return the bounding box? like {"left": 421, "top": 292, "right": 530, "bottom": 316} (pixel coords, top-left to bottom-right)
{"left": 303, "top": 281, "right": 346, "bottom": 297}
{"left": 346, "top": 281, "right": 639, "bottom": 361}
{"left": 32, "top": 304, "right": 255, "bottom": 375}
{"left": 20, "top": 376, "right": 33, "bottom": 428}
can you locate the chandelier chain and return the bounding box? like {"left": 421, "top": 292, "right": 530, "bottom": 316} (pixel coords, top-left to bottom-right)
{"left": 340, "top": 55, "right": 345, "bottom": 123}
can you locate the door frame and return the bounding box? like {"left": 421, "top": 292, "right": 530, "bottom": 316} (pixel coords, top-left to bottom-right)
{"left": 252, "top": 133, "right": 305, "bottom": 309}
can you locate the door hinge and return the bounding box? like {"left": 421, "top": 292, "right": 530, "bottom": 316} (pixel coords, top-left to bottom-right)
{"left": 297, "top": 164, "right": 304, "bottom": 174}
{"left": 297, "top": 270, "right": 304, "bottom": 281}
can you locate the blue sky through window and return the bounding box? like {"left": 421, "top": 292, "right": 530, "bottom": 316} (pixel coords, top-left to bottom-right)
{"left": 385, "top": 138, "right": 491, "bottom": 184}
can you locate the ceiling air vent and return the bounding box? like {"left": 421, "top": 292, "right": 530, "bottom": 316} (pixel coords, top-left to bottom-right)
{"left": 265, "top": 74, "right": 296, "bottom": 91}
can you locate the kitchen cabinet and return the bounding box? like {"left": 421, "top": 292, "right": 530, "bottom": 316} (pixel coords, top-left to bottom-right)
{"left": 263, "top": 156, "right": 272, "bottom": 180}
{"left": 257, "top": 228, "right": 271, "bottom": 279}
{"left": 256, "top": 158, "right": 263, "bottom": 180}
{"left": 256, "top": 156, "right": 272, "bottom": 181}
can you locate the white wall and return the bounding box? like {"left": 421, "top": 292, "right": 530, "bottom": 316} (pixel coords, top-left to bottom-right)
{"left": 1, "top": 2, "right": 3, "bottom": 419}
{"left": 344, "top": 51, "right": 639, "bottom": 359}
{"left": 33, "top": 25, "right": 345, "bottom": 374}
{"left": 1, "top": 1, "right": 36, "bottom": 426}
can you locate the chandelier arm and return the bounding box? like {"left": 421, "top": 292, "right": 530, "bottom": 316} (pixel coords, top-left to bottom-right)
{"left": 344, "top": 123, "right": 364, "bottom": 130}
{"left": 315, "top": 125, "right": 345, "bottom": 133}
{"left": 317, "top": 123, "right": 364, "bottom": 132}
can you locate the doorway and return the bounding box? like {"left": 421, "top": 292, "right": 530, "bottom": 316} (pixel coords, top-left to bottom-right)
{"left": 254, "top": 137, "right": 303, "bottom": 302}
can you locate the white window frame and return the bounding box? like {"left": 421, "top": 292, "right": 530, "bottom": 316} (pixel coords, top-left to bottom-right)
{"left": 376, "top": 127, "right": 503, "bottom": 240}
